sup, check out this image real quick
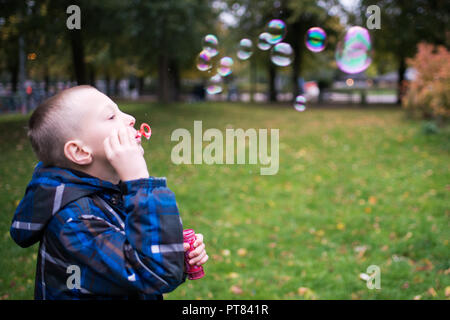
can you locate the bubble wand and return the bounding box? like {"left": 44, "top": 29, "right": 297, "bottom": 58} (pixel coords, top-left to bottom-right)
{"left": 135, "top": 123, "right": 152, "bottom": 140}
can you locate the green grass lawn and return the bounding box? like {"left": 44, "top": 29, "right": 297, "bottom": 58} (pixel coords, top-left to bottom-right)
{"left": 0, "top": 101, "right": 448, "bottom": 300}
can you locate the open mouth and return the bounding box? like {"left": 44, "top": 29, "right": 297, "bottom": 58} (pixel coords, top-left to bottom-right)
{"left": 135, "top": 135, "right": 142, "bottom": 143}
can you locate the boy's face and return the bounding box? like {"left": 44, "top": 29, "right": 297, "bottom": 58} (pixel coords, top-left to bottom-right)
{"left": 72, "top": 88, "right": 143, "bottom": 164}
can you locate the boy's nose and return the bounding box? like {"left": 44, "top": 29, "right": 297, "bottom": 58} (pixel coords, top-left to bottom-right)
{"left": 125, "top": 114, "right": 136, "bottom": 127}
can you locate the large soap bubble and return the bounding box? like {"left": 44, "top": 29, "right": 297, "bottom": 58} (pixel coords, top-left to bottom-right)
{"left": 270, "top": 42, "right": 293, "bottom": 67}
{"left": 257, "top": 32, "right": 272, "bottom": 51}
{"left": 202, "top": 34, "right": 219, "bottom": 57}
{"left": 217, "top": 57, "right": 234, "bottom": 77}
{"left": 294, "top": 95, "right": 306, "bottom": 112}
{"left": 335, "top": 26, "right": 372, "bottom": 74}
{"left": 206, "top": 74, "right": 223, "bottom": 95}
{"left": 305, "top": 27, "right": 327, "bottom": 53}
{"left": 237, "top": 38, "right": 253, "bottom": 60}
{"left": 196, "top": 50, "right": 212, "bottom": 71}
{"left": 266, "top": 19, "right": 286, "bottom": 44}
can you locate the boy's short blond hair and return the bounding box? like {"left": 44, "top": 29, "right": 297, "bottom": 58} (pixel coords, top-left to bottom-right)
{"left": 28, "top": 85, "right": 95, "bottom": 167}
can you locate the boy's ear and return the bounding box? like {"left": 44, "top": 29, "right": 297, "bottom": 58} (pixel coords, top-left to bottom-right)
{"left": 64, "top": 140, "right": 93, "bottom": 165}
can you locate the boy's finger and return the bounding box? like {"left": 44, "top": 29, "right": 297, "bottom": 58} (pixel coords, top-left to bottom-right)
{"left": 189, "top": 243, "right": 205, "bottom": 258}
{"left": 104, "top": 137, "right": 113, "bottom": 159}
{"left": 118, "top": 127, "right": 129, "bottom": 146}
{"left": 110, "top": 129, "right": 120, "bottom": 150}
{"left": 183, "top": 243, "right": 190, "bottom": 252}
{"left": 194, "top": 233, "right": 203, "bottom": 247}
{"left": 198, "top": 254, "right": 209, "bottom": 265}
{"left": 128, "top": 127, "right": 137, "bottom": 145}
{"left": 189, "top": 250, "right": 207, "bottom": 265}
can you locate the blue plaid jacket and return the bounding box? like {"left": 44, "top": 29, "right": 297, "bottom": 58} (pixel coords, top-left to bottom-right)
{"left": 10, "top": 162, "right": 186, "bottom": 299}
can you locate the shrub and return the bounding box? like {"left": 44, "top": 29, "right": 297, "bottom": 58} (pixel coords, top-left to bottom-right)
{"left": 402, "top": 42, "right": 450, "bottom": 122}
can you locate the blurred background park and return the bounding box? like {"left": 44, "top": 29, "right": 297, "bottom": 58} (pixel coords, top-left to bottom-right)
{"left": 0, "top": 0, "right": 448, "bottom": 299}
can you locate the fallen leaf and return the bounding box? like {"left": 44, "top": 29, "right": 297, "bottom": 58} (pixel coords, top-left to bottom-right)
{"left": 427, "top": 287, "right": 437, "bottom": 297}
{"left": 315, "top": 230, "right": 325, "bottom": 237}
{"left": 230, "top": 285, "right": 243, "bottom": 295}
{"left": 354, "top": 245, "right": 368, "bottom": 259}
{"left": 336, "top": 222, "right": 345, "bottom": 230}
{"left": 237, "top": 248, "right": 247, "bottom": 257}
{"left": 221, "top": 249, "right": 230, "bottom": 257}
{"left": 297, "top": 287, "right": 317, "bottom": 299}
{"left": 298, "top": 287, "right": 309, "bottom": 295}
{"left": 445, "top": 286, "right": 450, "bottom": 297}
{"left": 368, "top": 196, "right": 377, "bottom": 205}
{"left": 415, "top": 259, "right": 433, "bottom": 271}
{"left": 227, "top": 272, "right": 239, "bottom": 279}
{"left": 359, "top": 273, "right": 370, "bottom": 281}
{"left": 212, "top": 254, "right": 223, "bottom": 262}
{"left": 413, "top": 295, "right": 422, "bottom": 300}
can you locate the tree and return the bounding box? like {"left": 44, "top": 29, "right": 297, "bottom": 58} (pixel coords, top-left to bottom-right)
{"left": 130, "top": 0, "right": 217, "bottom": 103}
{"left": 225, "top": 0, "right": 339, "bottom": 103}
{"left": 360, "top": 0, "right": 450, "bottom": 104}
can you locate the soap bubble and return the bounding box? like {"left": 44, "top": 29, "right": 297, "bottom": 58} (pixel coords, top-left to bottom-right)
{"left": 196, "top": 50, "right": 212, "bottom": 71}
{"left": 266, "top": 19, "right": 286, "bottom": 44}
{"left": 270, "top": 42, "right": 293, "bottom": 67}
{"left": 257, "top": 32, "right": 272, "bottom": 51}
{"left": 203, "top": 34, "right": 219, "bottom": 57}
{"left": 217, "top": 57, "right": 234, "bottom": 77}
{"left": 335, "top": 26, "right": 372, "bottom": 74}
{"left": 237, "top": 38, "right": 253, "bottom": 60}
{"left": 305, "top": 27, "right": 327, "bottom": 53}
{"left": 206, "top": 74, "right": 222, "bottom": 95}
{"left": 294, "top": 95, "right": 306, "bottom": 111}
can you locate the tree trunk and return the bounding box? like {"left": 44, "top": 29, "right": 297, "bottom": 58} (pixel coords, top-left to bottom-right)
{"left": 250, "top": 58, "right": 256, "bottom": 103}
{"left": 114, "top": 78, "right": 120, "bottom": 96}
{"left": 138, "top": 76, "right": 144, "bottom": 96}
{"left": 9, "top": 61, "right": 19, "bottom": 93}
{"left": 396, "top": 55, "right": 406, "bottom": 105}
{"left": 69, "top": 29, "right": 87, "bottom": 85}
{"left": 169, "top": 59, "right": 180, "bottom": 102}
{"left": 290, "top": 22, "right": 302, "bottom": 101}
{"left": 268, "top": 61, "right": 277, "bottom": 102}
{"left": 105, "top": 72, "right": 111, "bottom": 96}
{"left": 18, "top": 36, "right": 26, "bottom": 93}
{"left": 44, "top": 65, "right": 50, "bottom": 95}
{"left": 158, "top": 53, "right": 170, "bottom": 103}
{"left": 88, "top": 64, "right": 96, "bottom": 87}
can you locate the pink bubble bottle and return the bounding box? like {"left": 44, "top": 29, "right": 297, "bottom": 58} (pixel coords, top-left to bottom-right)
{"left": 183, "top": 229, "right": 205, "bottom": 280}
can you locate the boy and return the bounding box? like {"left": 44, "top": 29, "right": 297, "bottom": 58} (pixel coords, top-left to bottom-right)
{"left": 10, "top": 85, "right": 208, "bottom": 299}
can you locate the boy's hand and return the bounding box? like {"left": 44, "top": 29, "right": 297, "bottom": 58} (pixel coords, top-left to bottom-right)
{"left": 104, "top": 127, "right": 149, "bottom": 181}
{"left": 184, "top": 233, "right": 209, "bottom": 266}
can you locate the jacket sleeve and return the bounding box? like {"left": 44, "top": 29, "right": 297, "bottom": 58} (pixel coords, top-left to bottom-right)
{"left": 54, "top": 177, "right": 186, "bottom": 296}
